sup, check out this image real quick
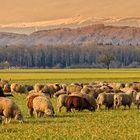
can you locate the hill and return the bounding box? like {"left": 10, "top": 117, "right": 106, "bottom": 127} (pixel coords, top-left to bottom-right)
{"left": 1, "top": 24, "right": 140, "bottom": 46}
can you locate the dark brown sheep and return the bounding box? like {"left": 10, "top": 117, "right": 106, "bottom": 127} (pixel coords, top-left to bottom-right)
{"left": 66, "top": 96, "right": 95, "bottom": 112}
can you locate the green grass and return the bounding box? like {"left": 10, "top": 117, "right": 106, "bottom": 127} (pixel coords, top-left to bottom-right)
{"left": 1, "top": 68, "right": 140, "bottom": 84}
{"left": 0, "top": 69, "right": 140, "bottom": 139}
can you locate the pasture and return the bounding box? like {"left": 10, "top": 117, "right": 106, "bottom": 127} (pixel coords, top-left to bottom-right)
{"left": 0, "top": 69, "right": 140, "bottom": 139}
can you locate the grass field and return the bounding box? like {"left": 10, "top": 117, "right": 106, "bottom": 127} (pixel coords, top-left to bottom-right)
{"left": 0, "top": 69, "right": 140, "bottom": 140}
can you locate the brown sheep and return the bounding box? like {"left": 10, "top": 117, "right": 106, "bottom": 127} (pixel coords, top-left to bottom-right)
{"left": 96, "top": 93, "right": 114, "bottom": 110}
{"left": 0, "top": 97, "right": 23, "bottom": 123}
{"left": 66, "top": 96, "right": 95, "bottom": 112}
{"left": 33, "top": 96, "right": 55, "bottom": 117}
{"left": 114, "top": 93, "right": 132, "bottom": 109}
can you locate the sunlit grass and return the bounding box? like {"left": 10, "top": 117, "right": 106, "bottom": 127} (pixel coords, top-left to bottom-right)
{"left": 0, "top": 68, "right": 140, "bottom": 84}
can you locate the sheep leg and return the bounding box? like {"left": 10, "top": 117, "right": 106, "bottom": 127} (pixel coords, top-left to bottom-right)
{"left": 7, "top": 118, "right": 11, "bottom": 123}
{"left": 35, "top": 111, "right": 39, "bottom": 118}
{"left": 5, "top": 118, "right": 8, "bottom": 124}
{"left": 57, "top": 105, "right": 62, "bottom": 112}
{"left": 40, "top": 112, "right": 44, "bottom": 117}
{"left": 124, "top": 105, "right": 126, "bottom": 110}
{"left": 29, "top": 108, "right": 34, "bottom": 117}
{"left": 97, "top": 104, "right": 100, "bottom": 111}
{"left": 137, "top": 104, "right": 139, "bottom": 109}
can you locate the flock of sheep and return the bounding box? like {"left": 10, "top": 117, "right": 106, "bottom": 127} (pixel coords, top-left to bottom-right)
{"left": 0, "top": 79, "right": 140, "bottom": 124}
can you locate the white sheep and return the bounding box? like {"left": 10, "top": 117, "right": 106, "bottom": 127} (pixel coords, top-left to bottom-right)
{"left": 0, "top": 97, "right": 24, "bottom": 123}
{"left": 33, "top": 96, "right": 55, "bottom": 117}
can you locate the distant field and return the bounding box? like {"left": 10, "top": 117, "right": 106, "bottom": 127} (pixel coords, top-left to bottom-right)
{"left": 0, "top": 69, "right": 140, "bottom": 139}
{"left": 0, "top": 68, "right": 140, "bottom": 84}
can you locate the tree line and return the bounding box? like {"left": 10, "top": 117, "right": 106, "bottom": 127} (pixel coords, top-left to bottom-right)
{"left": 0, "top": 44, "right": 140, "bottom": 69}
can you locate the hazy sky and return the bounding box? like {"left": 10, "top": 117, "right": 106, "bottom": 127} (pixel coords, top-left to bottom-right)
{"left": 0, "top": 0, "right": 140, "bottom": 24}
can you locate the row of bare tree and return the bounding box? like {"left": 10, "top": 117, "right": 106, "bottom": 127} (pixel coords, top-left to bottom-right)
{"left": 0, "top": 44, "right": 140, "bottom": 69}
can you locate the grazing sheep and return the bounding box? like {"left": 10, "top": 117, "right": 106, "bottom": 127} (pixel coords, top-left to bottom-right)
{"left": 135, "top": 92, "right": 140, "bottom": 109}
{"left": 34, "top": 84, "right": 44, "bottom": 93}
{"left": 67, "top": 84, "right": 82, "bottom": 94}
{"left": 33, "top": 96, "right": 55, "bottom": 117}
{"left": 25, "top": 85, "right": 34, "bottom": 92}
{"left": 41, "top": 85, "right": 50, "bottom": 96}
{"left": 48, "top": 83, "right": 61, "bottom": 98}
{"left": 66, "top": 96, "right": 95, "bottom": 112}
{"left": 109, "top": 82, "right": 125, "bottom": 90}
{"left": 96, "top": 93, "right": 114, "bottom": 110}
{"left": 114, "top": 93, "right": 132, "bottom": 109}
{"left": 11, "top": 83, "right": 27, "bottom": 93}
{"left": 54, "top": 89, "right": 67, "bottom": 98}
{"left": 61, "top": 84, "right": 67, "bottom": 91}
{"left": 0, "top": 97, "right": 23, "bottom": 123}
{"left": 3, "top": 84, "right": 11, "bottom": 92}
{"left": 15, "top": 84, "right": 28, "bottom": 93}
{"left": 0, "top": 86, "right": 13, "bottom": 97}
{"left": 0, "top": 79, "right": 10, "bottom": 88}
{"left": 125, "top": 89, "right": 137, "bottom": 103}
{"left": 56, "top": 94, "right": 68, "bottom": 112}
{"left": 11, "top": 83, "right": 18, "bottom": 93}
{"left": 27, "top": 94, "right": 41, "bottom": 117}
{"left": 82, "top": 93, "right": 97, "bottom": 109}
{"left": 41, "top": 84, "right": 61, "bottom": 98}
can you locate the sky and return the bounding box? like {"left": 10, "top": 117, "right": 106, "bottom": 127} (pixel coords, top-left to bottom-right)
{"left": 0, "top": 0, "right": 140, "bottom": 24}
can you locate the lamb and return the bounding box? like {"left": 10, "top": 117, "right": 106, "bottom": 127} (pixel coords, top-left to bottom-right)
{"left": 114, "top": 93, "right": 132, "bottom": 109}
{"left": 33, "top": 96, "right": 55, "bottom": 117}
{"left": 0, "top": 97, "right": 24, "bottom": 123}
